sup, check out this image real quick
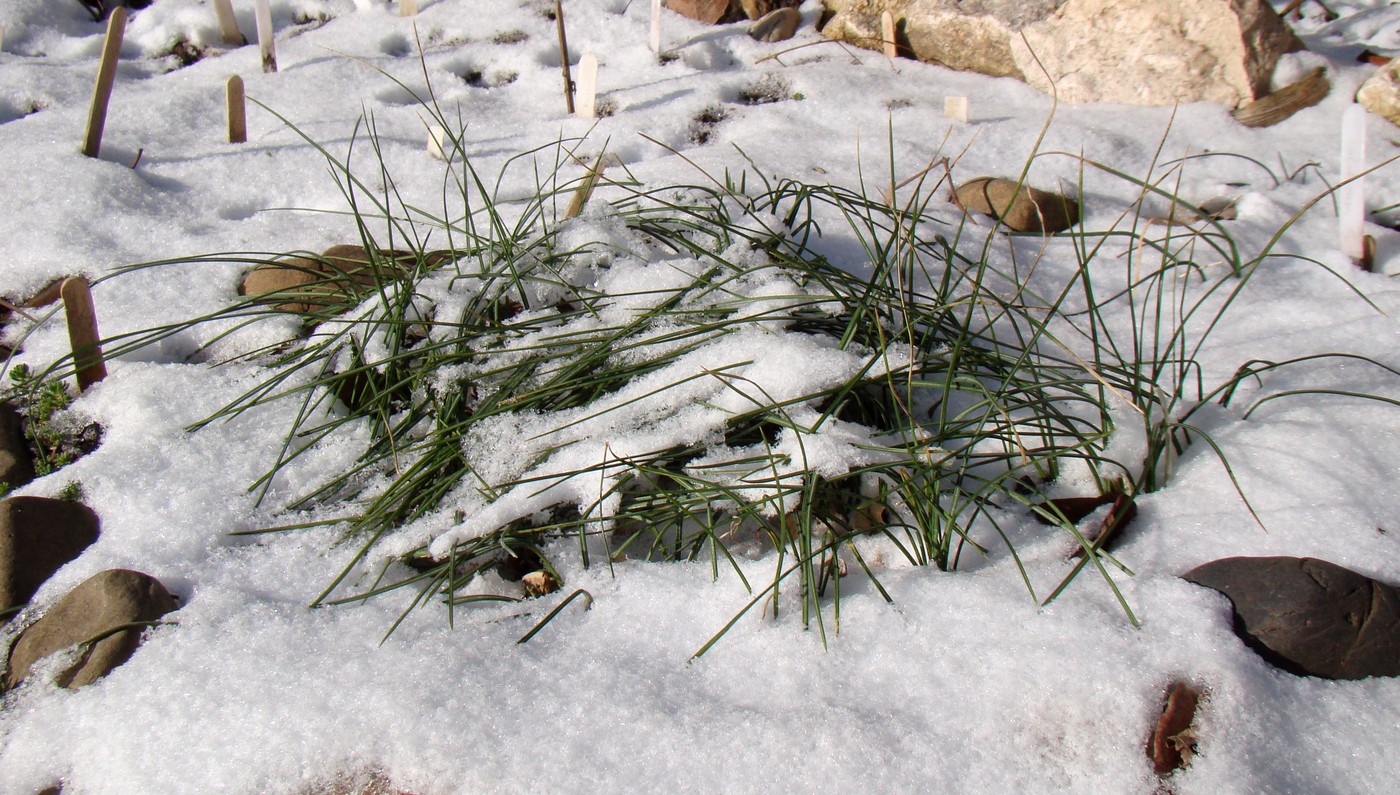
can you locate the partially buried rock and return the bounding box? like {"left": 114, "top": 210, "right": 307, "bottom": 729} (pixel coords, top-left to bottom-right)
{"left": 954, "top": 177, "right": 1079, "bottom": 234}
{"left": 238, "top": 245, "right": 443, "bottom": 314}
{"left": 741, "top": 0, "right": 801, "bottom": 20}
{"left": 0, "top": 496, "right": 100, "bottom": 622}
{"left": 0, "top": 401, "right": 35, "bottom": 493}
{"left": 5, "top": 569, "right": 176, "bottom": 689}
{"left": 749, "top": 7, "right": 801, "bottom": 42}
{"left": 1184, "top": 556, "right": 1400, "bottom": 680}
{"left": 667, "top": 0, "right": 731, "bottom": 24}
{"left": 1358, "top": 58, "right": 1400, "bottom": 129}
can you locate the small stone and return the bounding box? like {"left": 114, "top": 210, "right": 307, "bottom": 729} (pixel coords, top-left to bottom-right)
{"left": 238, "top": 259, "right": 326, "bottom": 313}
{"left": 954, "top": 177, "right": 1079, "bottom": 234}
{"left": 0, "top": 496, "right": 100, "bottom": 620}
{"left": 1359, "top": 58, "right": 1400, "bottom": 128}
{"left": 1184, "top": 556, "right": 1400, "bottom": 680}
{"left": 521, "top": 570, "right": 560, "bottom": 598}
{"left": 0, "top": 401, "right": 35, "bottom": 493}
{"left": 5, "top": 569, "right": 176, "bottom": 689}
{"left": 666, "top": 0, "right": 730, "bottom": 24}
{"left": 741, "top": 0, "right": 801, "bottom": 21}
{"left": 748, "top": 7, "right": 801, "bottom": 42}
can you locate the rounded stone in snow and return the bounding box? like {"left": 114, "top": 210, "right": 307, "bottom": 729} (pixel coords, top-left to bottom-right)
{"left": 748, "top": 8, "right": 801, "bottom": 42}
{"left": 0, "top": 400, "right": 35, "bottom": 493}
{"left": 1183, "top": 556, "right": 1400, "bottom": 680}
{"left": 954, "top": 177, "right": 1080, "bottom": 234}
{"left": 0, "top": 496, "right": 99, "bottom": 621}
{"left": 5, "top": 568, "right": 176, "bottom": 689}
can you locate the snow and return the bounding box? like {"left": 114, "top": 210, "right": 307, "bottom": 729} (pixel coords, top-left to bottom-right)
{"left": 2, "top": 0, "right": 1400, "bottom": 792}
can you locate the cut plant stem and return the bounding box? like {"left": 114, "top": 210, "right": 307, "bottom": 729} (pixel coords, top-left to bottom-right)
{"left": 82, "top": 7, "right": 127, "bottom": 159}
{"left": 427, "top": 126, "right": 448, "bottom": 160}
{"left": 1339, "top": 103, "right": 1367, "bottom": 262}
{"left": 226, "top": 75, "right": 247, "bottom": 144}
{"left": 944, "top": 96, "right": 967, "bottom": 123}
{"left": 211, "top": 0, "right": 246, "bottom": 47}
{"left": 881, "top": 11, "right": 896, "bottom": 59}
{"left": 61, "top": 277, "right": 106, "bottom": 393}
{"left": 576, "top": 53, "right": 598, "bottom": 119}
{"left": 555, "top": 0, "right": 574, "bottom": 115}
{"left": 564, "top": 152, "right": 608, "bottom": 219}
{"left": 650, "top": 0, "right": 661, "bottom": 53}
{"left": 255, "top": 0, "right": 277, "bottom": 73}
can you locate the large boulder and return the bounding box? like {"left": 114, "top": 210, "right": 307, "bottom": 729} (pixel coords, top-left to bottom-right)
{"left": 0, "top": 496, "right": 100, "bottom": 621}
{"left": 1358, "top": 59, "right": 1400, "bottom": 128}
{"left": 5, "top": 569, "right": 176, "bottom": 689}
{"left": 1184, "top": 556, "right": 1400, "bottom": 680}
{"left": 821, "top": 0, "right": 1301, "bottom": 106}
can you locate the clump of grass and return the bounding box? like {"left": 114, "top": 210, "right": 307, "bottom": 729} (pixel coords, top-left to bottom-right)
{"left": 91, "top": 66, "right": 1400, "bottom": 654}
{"left": 3, "top": 364, "right": 101, "bottom": 477}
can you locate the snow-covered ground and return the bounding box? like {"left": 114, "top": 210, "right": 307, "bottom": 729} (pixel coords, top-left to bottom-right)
{"left": 2, "top": 0, "right": 1400, "bottom": 792}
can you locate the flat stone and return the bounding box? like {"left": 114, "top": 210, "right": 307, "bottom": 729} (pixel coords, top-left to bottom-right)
{"left": 0, "top": 400, "right": 35, "bottom": 493}
{"left": 954, "top": 177, "right": 1079, "bottom": 233}
{"left": 667, "top": 0, "right": 731, "bottom": 24}
{"left": 749, "top": 7, "right": 801, "bottom": 42}
{"left": 1184, "top": 556, "right": 1400, "bottom": 680}
{"left": 239, "top": 246, "right": 449, "bottom": 314}
{"left": 5, "top": 569, "right": 176, "bottom": 689}
{"left": 0, "top": 496, "right": 100, "bottom": 621}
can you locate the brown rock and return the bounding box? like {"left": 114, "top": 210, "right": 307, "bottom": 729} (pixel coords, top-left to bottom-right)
{"left": 741, "top": 0, "right": 801, "bottom": 20}
{"left": 748, "top": 7, "right": 801, "bottom": 42}
{"left": 954, "top": 177, "right": 1079, "bottom": 234}
{"left": 667, "top": 0, "right": 730, "bottom": 24}
{"left": 5, "top": 569, "right": 176, "bottom": 689}
{"left": 237, "top": 245, "right": 436, "bottom": 314}
{"left": 0, "top": 401, "right": 35, "bottom": 493}
{"left": 1184, "top": 556, "right": 1400, "bottom": 680}
{"left": 0, "top": 496, "right": 100, "bottom": 621}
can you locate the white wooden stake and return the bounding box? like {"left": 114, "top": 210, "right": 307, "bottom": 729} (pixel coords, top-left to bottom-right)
{"left": 82, "top": 8, "right": 127, "bottom": 159}
{"left": 576, "top": 53, "right": 598, "bottom": 119}
{"left": 943, "top": 96, "right": 968, "bottom": 123}
{"left": 226, "top": 75, "right": 247, "bottom": 143}
{"left": 650, "top": 0, "right": 661, "bottom": 53}
{"left": 399, "top": 0, "right": 418, "bottom": 17}
{"left": 61, "top": 277, "right": 107, "bottom": 393}
{"left": 212, "top": 0, "right": 246, "bottom": 47}
{"left": 255, "top": 0, "right": 277, "bottom": 73}
{"left": 1339, "top": 103, "right": 1367, "bottom": 261}
{"left": 881, "top": 11, "right": 897, "bottom": 59}
{"left": 427, "top": 126, "right": 448, "bottom": 160}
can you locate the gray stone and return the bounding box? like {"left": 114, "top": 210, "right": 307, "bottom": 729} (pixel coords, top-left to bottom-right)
{"left": 0, "top": 497, "right": 99, "bottom": 621}
{"left": 749, "top": 8, "right": 801, "bottom": 42}
{"left": 1358, "top": 58, "right": 1400, "bottom": 128}
{"left": 1184, "top": 556, "right": 1400, "bottom": 680}
{"left": 5, "top": 569, "right": 176, "bottom": 689}
{"left": 0, "top": 401, "right": 35, "bottom": 493}
{"left": 821, "top": 0, "right": 1301, "bottom": 107}
{"left": 954, "top": 177, "right": 1079, "bottom": 234}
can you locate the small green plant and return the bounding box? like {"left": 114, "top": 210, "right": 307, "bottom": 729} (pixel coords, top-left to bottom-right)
{"left": 4, "top": 364, "right": 100, "bottom": 477}
{"left": 56, "top": 481, "right": 84, "bottom": 502}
